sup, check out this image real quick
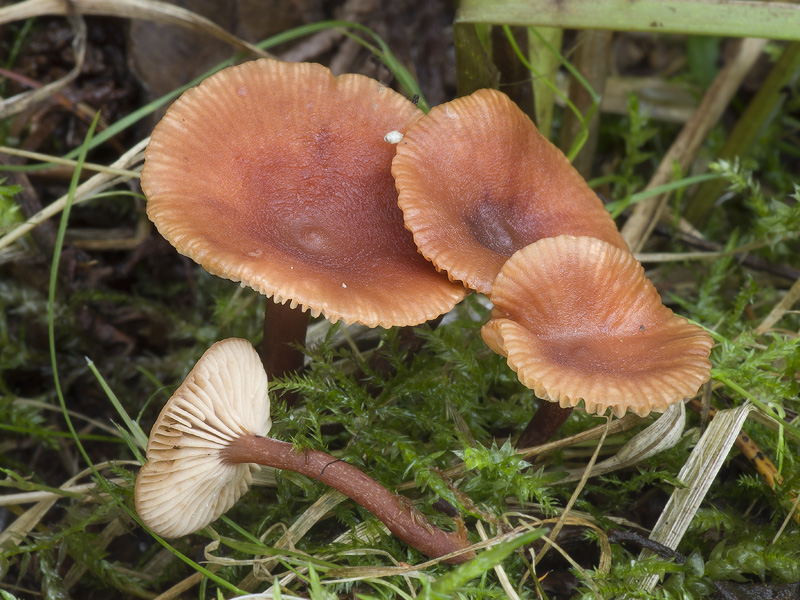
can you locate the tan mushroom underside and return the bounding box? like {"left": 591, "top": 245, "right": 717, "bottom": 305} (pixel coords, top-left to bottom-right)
{"left": 482, "top": 236, "right": 713, "bottom": 417}
{"left": 135, "top": 338, "right": 270, "bottom": 537}
{"left": 392, "top": 88, "right": 629, "bottom": 294}
{"left": 142, "top": 59, "right": 466, "bottom": 328}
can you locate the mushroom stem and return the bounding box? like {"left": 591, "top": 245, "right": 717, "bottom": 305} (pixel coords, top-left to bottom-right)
{"left": 222, "top": 435, "right": 474, "bottom": 564}
{"left": 262, "top": 301, "right": 308, "bottom": 380}
{"left": 516, "top": 402, "right": 573, "bottom": 450}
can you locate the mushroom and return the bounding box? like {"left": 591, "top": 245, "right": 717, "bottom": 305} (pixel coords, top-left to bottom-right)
{"left": 481, "top": 236, "right": 713, "bottom": 435}
{"left": 134, "top": 338, "right": 271, "bottom": 537}
{"left": 135, "top": 338, "right": 474, "bottom": 564}
{"left": 141, "top": 59, "right": 467, "bottom": 378}
{"left": 392, "top": 88, "right": 629, "bottom": 295}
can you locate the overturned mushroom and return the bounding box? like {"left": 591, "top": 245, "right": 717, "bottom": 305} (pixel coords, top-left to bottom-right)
{"left": 481, "top": 236, "right": 714, "bottom": 422}
{"left": 134, "top": 338, "right": 271, "bottom": 537}
{"left": 392, "top": 88, "right": 628, "bottom": 294}
{"left": 141, "top": 59, "right": 466, "bottom": 377}
{"left": 135, "top": 338, "right": 474, "bottom": 564}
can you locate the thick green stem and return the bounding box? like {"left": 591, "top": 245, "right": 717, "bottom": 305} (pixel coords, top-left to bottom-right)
{"left": 223, "top": 435, "right": 474, "bottom": 564}
{"left": 457, "top": 0, "right": 800, "bottom": 40}
{"left": 527, "top": 26, "right": 563, "bottom": 139}
{"left": 454, "top": 22, "right": 499, "bottom": 98}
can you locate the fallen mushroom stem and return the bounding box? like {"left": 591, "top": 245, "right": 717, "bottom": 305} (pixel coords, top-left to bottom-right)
{"left": 517, "top": 403, "right": 573, "bottom": 450}
{"left": 222, "top": 434, "right": 475, "bottom": 564}
{"left": 262, "top": 301, "right": 308, "bottom": 382}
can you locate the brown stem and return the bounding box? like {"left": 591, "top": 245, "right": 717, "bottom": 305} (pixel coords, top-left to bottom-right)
{"left": 517, "top": 402, "right": 573, "bottom": 450}
{"left": 223, "top": 436, "right": 474, "bottom": 564}
{"left": 262, "top": 301, "right": 308, "bottom": 380}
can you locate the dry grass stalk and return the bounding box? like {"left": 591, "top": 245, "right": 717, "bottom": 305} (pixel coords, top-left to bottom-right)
{"left": 601, "top": 76, "right": 698, "bottom": 122}
{"left": 151, "top": 568, "right": 219, "bottom": 600}
{"left": 535, "top": 417, "right": 611, "bottom": 566}
{"left": 476, "top": 520, "right": 522, "bottom": 600}
{"left": 620, "top": 37, "right": 767, "bottom": 252}
{"left": 689, "top": 398, "right": 800, "bottom": 525}
{"left": 632, "top": 403, "right": 754, "bottom": 594}
{"left": 68, "top": 215, "right": 151, "bottom": 251}
{"left": 0, "top": 137, "right": 147, "bottom": 251}
{"left": 528, "top": 26, "right": 563, "bottom": 138}
{"left": 0, "top": 0, "right": 271, "bottom": 61}
{"left": 559, "top": 402, "right": 686, "bottom": 483}
{"left": 0, "top": 12, "right": 86, "bottom": 119}
{"left": 0, "top": 463, "right": 129, "bottom": 550}
{"left": 554, "top": 74, "right": 699, "bottom": 122}
{"left": 0, "top": 478, "right": 128, "bottom": 507}
{"left": 236, "top": 490, "right": 348, "bottom": 592}
{"left": 559, "top": 29, "right": 613, "bottom": 177}
{"left": 756, "top": 275, "right": 800, "bottom": 335}
{"left": 0, "top": 146, "right": 140, "bottom": 179}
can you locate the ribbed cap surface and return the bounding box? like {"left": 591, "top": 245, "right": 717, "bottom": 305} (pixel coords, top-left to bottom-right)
{"left": 482, "top": 236, "right": 713, "bottom": 417}
{"left": 143, "top": 59, "right": 466, "bottom": 327}
{"left": 393, "top": 88, "right": 628, "bottom": 294}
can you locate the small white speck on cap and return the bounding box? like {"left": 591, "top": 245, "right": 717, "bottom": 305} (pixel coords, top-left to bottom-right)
{"left": 342, "top": 283, "right": 347, "bottom": 288}
{"left": 384, "top": 130, "right": 403, "bottom": 144}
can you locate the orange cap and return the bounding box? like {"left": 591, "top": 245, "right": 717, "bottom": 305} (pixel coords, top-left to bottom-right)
{"left": 142, "top": 59, "right": 466, "bottom": 327}
{"left": 393, "top": 89, "right": 628, "bottom": 294}
{"left": 482, "top": 236, "right": 713, "bottom": 417}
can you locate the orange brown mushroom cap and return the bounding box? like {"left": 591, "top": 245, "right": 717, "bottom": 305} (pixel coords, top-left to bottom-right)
{"left": 392, "top": 88, "right": 629, "bottom": 295}
{"left": 481, "top": 236, "right": 714, "bottom": 418}
{"left": 142, "top": 59, "right": 466, "bottom": 328}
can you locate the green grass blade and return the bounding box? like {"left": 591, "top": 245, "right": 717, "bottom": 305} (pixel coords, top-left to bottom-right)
{"left": 605, "top": 172, "right": 722, "bottom": 217}
{"left": 421, "top": 528, "right": 545, "bottom": 599}
{"left": 503, "top": 25, "right": 596, "bottom": 160}
{"left": 48, "top": 113, "right": 101, "bottom": 475}
{"left": 44, "top": 112, "right": 247, "bottom": 597}
{"left": 85, "top": 357, "right": 148, "bottom": 451}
